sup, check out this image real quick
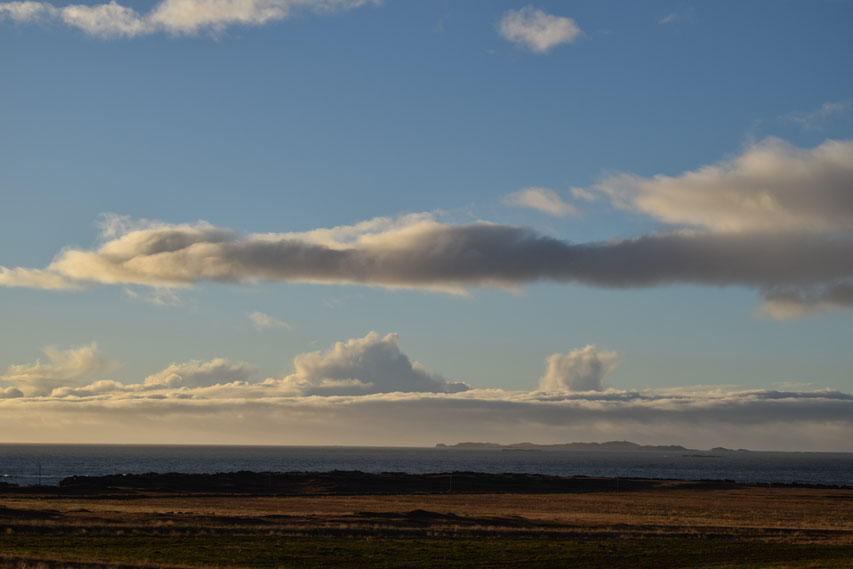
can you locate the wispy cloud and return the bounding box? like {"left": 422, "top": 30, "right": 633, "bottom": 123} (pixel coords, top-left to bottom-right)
{"left": 658, "top": 12, "right": 678, "bottom": 25}
{"left": 0, "top": 0, "right": 378, "bottom": 38}
{"left": 498, "top": 6, "right": 582, "bottom": 54}
{"left": 783, "top": 99, "right": 853, "bottom": 130}
{"left": 248, "top": 311, "right": 291, "bottom": 331}
{"left": 503, "top": 187, "right": 578, "bottom": 218}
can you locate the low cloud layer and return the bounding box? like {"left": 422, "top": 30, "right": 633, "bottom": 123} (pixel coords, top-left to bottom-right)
{"left": 1, "top": 334, "right": 850, "bottom": 450}
{"left": 539, "top": 345, "right": 619, "bottom": 392}
{"left": 498, "top": 6, "right": 582, "bottom": 54}
{"left": 0, "top": 0, "right": 376, "bottom": 37}
{"left": 503, "top": 187, "right": 577, "bottom": 218}
{"left": 0, "top": 343, "right": 115, "bottom": 396}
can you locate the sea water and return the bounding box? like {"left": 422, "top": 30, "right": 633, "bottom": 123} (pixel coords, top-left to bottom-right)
{"left": 1, "top": 444, "right": 851, "bottom": 487}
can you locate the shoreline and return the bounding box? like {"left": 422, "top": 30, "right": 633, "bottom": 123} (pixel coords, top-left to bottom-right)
{"left": 3, "top": 470, "right": 851, "bottom": 493}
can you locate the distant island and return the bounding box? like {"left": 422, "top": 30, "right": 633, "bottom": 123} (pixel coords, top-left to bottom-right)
{"left": 435, "top": 441, "right": 749, "bottom": 452}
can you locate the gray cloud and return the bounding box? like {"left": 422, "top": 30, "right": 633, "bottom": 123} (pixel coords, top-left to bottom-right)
{"left": 2, "top": 138, "right": 852, "bottom": 317}
{"left": 539, "top": 345, "right": 619, "bottom": 392}
{"left": 2, "top": 214, "right": 852, "bottom": 315}
{"left": 0, "top": 0, "right": 376, "bottom": 38}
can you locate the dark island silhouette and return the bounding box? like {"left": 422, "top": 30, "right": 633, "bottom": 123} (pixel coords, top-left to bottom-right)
{"left": 435, "top": 440, "right": 702, "bottom": 452}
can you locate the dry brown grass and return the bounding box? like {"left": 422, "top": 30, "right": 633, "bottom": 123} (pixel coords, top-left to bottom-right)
{"left": 2, "top": 486, "right": 851, "bottom": 544}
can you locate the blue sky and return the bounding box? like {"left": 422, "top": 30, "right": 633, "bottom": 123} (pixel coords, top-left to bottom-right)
{"left": 1, "top": 1, "right": 852, "bottom": 449}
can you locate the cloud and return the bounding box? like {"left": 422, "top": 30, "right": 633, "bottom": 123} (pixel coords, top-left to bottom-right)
{"left": 784, "top": 99, "right": 853, "bottom": 130}
{"left": 658, "top": 12, "right": 678, "bottom": 24}
{"left": 0, "top": 386, "right": 23, "bottom": 399}
{"left": 503, "top": 187, "right": 578, "bottom": 218}
{"left": 248, "top": 311, "right": 290, "bottom": 331}
{"left": 539, "top": 345, "right": 619, "bottom": 392}
{"left": 0, "top": 0, "right": 377, "bottom": 38}
{"left": 3, "top": 212, "right": 853, "bottom": 315}
{"left": 143, "top": 358, "right": 256, "bottom": 388}
{"left": 498, "top": 6, "right": 582, "bottom": 54}
{"left": 277, "top": 331, "right": 470, "bottom": 395}
{"left": 1, "top": 335, "right": 851, "bottom": 450}
{"left": 2, "top": 138, "right": 852, "bottom": 317}
{"left": 592, "top": 138, "right": 853, "bottom": 234}
{"left": 2, "top": 384, "right": 851, "bottom": 450}
{"left": 0, "top": 343, "right": 115, "bottom": 396}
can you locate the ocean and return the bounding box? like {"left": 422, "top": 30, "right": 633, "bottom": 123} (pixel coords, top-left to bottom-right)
{"left": 1, "top": 444, "right": 851, "bottom": 487}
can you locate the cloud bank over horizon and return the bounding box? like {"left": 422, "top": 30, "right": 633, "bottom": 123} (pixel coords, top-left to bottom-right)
{"left": 0, "top": 0, "right": 377, "bottom": 37}
{"left": 0, "top": 334, "right": 851, "bottom": 451}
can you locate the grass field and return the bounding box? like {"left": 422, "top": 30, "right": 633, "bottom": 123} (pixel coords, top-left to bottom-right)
{"left": 1, "top": 477, "right": 852, "bottom": 568}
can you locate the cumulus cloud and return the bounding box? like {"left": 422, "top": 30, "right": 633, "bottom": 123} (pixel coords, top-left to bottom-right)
{"left": 539, "top": 345, "right": 619, "bottom": 392}
{"left": 0, "top": 343, "right": 115, "bottom": 396}
{"left": 143, "top": 358, "right": 256, "bottom": 388}
{"left": 248, "top": 311, "right": 290, "bottom": 331}
{"left": 277, "top": 331, "right": 470, "bottom": 395}
{"left": 498, "top": 6, "right": 582, "bottom": 54}
{"left": 592, "top": 138, "right": 853, "bottom": 234}
{"left": 503, "top": 187, "right": 577, "bottom": 218}
{"left": 0, "top": 0, "right": 377, "bottom": 38}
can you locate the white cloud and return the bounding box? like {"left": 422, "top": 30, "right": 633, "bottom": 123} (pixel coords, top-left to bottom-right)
{"left": 539, "top": 345, "right": 619, "bottom": 392}
{"left": 784, "top": 99, "right": 853, "bottom": 130}
{"left": 592, "top": 138, "right": 853, "bottom": 233}
{"left": 569, "top": 186, "right": 597, "bottom": 202}
{"left": 498, "top": 6, "right": 582, "bottom": 54}
{"left": 277, "top": 331, "right": 470, "bottom": 395}
{"left": 658, "top": 12, "right": 678, "bottom": 25}
{"left": 0, "top": 1, "right": 52, "bottom": 20}
{"left": 144, "top": 358, "right": 256, "bottom": 388}
{"left": 503, "top": 187, "right": 578, "bottom": 218}
{"left": 248, "top": 311, "right": 291, "bottom": 331}
{"left": 0, "top": 0, "right": 377, "bottom": 37}
{"left": 0, "top": 343, "right": 115, "bottom": 396}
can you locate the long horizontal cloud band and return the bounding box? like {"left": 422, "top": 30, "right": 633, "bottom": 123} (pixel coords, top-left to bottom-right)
{"left": 2, "top": 217, "right": 852, "bottom": 306}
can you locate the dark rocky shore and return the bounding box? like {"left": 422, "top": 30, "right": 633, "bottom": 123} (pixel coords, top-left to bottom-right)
{"left": 1, "top": 470, "right": 846, "bottom": 495}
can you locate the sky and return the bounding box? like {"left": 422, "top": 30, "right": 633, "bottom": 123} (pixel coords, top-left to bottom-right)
{"left": 1, "top": 0, "right": 852, "bottom": 450}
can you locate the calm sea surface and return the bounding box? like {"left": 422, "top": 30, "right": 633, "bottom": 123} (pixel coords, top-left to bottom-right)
{"left": 1, "top": 444, "right": 851, "bottom": 487}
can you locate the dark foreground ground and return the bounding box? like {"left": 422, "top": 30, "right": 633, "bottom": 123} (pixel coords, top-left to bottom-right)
{"left": 1, "top": 471, "right": 852, "bottom": 568}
